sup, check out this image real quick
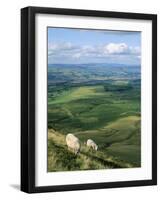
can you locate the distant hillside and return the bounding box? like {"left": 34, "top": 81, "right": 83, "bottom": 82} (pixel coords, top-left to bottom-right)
{"left": 48, "top": 63, "right": 140, "bottom": 68}
{"left": 48, "top": 63, "right": 140, "bottom": 88}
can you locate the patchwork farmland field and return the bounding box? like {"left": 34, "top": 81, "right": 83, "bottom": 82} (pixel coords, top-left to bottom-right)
{"left": 47, "top": 64, "right": 141, "bottom": 172}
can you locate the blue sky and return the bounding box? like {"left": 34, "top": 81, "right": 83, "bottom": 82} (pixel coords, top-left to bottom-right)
{"left": 48, "top": 27, "right": 141, "bottom": 65}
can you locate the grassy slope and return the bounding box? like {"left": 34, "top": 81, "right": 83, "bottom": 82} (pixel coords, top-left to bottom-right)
{"left": 74, "top": 116, "right": 141, "bottom": 165}
{"left": 48, "top": 129, "right": 133, "bottom": 172}
{"left": 48, "top": 86, "right": 104, "bottom": 104}
{"left": 48, "top": 85, "right": 141, "bottom": 171}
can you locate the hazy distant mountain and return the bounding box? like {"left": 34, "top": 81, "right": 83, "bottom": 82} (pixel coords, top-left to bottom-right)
{"left": 48, "top": 63, "right": 140, "bottom": 68}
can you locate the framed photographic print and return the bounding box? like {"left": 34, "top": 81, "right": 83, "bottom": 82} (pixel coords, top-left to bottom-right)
{"left": 21, "top": 6, "right": 157, "bottom": 193}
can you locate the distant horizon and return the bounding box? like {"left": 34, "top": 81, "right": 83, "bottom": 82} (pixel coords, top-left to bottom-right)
{"left": 48, "top": 62, "right": 141, "bottom": 66}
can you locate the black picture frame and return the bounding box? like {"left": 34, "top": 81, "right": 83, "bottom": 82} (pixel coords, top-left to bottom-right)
{"left": 21, "top": 6, "right": 157, "bottom": 193}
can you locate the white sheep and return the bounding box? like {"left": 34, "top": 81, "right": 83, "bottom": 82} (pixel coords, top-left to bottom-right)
{"left": 86, "top": 139, "right": 98, "bottom": 151}
{"left": 66, "top": 133, "right": 81, "bottom": 155}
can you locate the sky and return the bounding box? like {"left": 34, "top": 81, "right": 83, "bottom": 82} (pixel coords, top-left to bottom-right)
{"left": 48, "top": 27, "right": 141, "bottom": 65}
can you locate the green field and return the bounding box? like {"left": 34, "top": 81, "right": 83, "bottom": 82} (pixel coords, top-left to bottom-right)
{"left": 48, "top": 74, "right": 141, "bottom": 171}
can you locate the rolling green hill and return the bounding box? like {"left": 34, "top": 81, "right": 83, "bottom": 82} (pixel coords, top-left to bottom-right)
{"left": 48, "top": 68, "right": 141, "bottom": 171}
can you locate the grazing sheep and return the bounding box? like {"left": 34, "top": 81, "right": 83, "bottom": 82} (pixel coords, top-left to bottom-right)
{"left": 66, "top": 134, "right": 81, "bottom": 155}
{"left": 87, "top": 139, "right": 98, "bottom": 151}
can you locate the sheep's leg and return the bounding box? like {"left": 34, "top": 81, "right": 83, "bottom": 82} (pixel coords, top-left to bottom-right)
{"left": 75, "top": 149, "right": 78, "bottom": 155}
{"left": 89, "top": 146, "right": 92, "bottom": 152}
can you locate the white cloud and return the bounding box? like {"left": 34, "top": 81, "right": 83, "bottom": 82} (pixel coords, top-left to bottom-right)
{"left": 48, "top": 41, "right": 141, "bottom": 63}
{"left": 104, "top": 43, "right": 129, "bottom": 54}
{"left": 48, "top": 42, "right": 78, "bottom": 52}
{"left": 72, "top": 53, "right": 81, "bottom": 59}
